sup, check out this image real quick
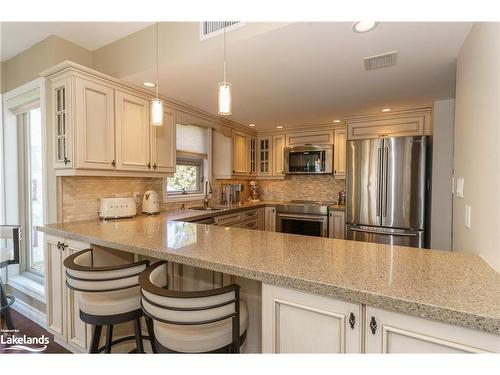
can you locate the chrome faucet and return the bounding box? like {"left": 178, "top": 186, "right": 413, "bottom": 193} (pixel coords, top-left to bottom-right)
{"left": 204, "top": 180, "right": 212, "bottom": 208}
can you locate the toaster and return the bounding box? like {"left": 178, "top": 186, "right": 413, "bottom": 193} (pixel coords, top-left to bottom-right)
{"left": 99, "top": 197, "right": 137, "bottom": 219}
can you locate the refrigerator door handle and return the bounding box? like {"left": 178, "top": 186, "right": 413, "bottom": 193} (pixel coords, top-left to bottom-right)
{"left": 382, "top": 146, "right": 389, "bottom": 218}
{"left": 348, "top": 227, "right": 417, "bottom": 237}
{"left": 376, "top": 147, "right": 383, "bottom": 218}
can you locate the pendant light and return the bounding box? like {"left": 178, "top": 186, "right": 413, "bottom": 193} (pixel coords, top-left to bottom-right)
{"left": 218, "top": 25, "right": 232, "bottom": 116}
{"left": 151, "top": 22, "right": 163, "bottom": 126}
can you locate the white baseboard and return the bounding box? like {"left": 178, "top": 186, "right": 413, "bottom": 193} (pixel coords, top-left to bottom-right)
{"left": 11, "top": 298, "right": 47, "bottom": 329}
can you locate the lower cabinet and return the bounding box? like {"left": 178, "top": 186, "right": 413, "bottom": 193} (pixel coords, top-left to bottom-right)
{"left": 213, "top": 208, "right": 264, "bottom": 230}
{"left": 365, "top": 306, "right": 500, "bottom": 353}
{"left": 45, "top": 235, "right": 92, "bottom": 353}
{"left": 328, "top": 210, "right": 345, "bottom": 239}
{"left": 262, "top": 284, "right": 362, "bottom": 353}
{"left": 264, "top": 206, "right": 276, "bottom": 232}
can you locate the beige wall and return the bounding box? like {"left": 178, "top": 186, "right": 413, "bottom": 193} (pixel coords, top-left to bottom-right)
{"left": 1, "top": 35, "right": 93, "bottom": 93}
{"left": 430, "top": 99, "right": 455, "bottom": 250}
{"left": 453, "top": 22, "right": 500, "bottom": 272}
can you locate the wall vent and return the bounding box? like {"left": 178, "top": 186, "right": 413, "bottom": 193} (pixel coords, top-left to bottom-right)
{"left": 363, "top": 51, "right": 398, "bottom": 70}
{"left": 200, "top": 21, "right": 243, "bottom": 40}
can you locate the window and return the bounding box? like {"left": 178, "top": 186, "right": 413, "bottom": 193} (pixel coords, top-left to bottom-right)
{"left": 167, "top": 157, "right": 204, "bottom": 195}
{"left": 165, "top": 124, "right": 210, "bottom": 200}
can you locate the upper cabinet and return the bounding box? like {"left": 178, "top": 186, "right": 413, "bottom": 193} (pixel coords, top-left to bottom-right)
{"left": 213, "top": 129, "right": 256, "bottom": 179}
{"left": 115, "top": 91, "right": 151, "bottom": 172}
{"left": 346, "top": 109, "right": 432, "bottom": 140}
{"left": 333, "top": 128, "right": 346, "bottom": 179}
{"left": 272, "top": 134, "right": 285, "bottom": 177}
{"left": 232, "top": 130, "right": 250, "bottom": 175}
{"left": 285, "top": 130, "right": 334, "bottom": 146}
{"left": 256, "top": 134, "right": 285, "bottom": 179}
{"left": 44, "top": 64, "right": 176, "bottom": 177}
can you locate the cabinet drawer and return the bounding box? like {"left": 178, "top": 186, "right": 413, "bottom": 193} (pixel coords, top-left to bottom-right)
{"left": 242, "top": 219, "right": 259, "bottom": 230}
{"left": 243, "top": 209, "right": 259, "bottom": 220}
{"left": 215, "top": 212, "right": 243, "bottom": 226}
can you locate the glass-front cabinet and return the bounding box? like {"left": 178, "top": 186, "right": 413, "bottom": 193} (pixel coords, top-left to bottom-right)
{"left": 249, "top": 136, "right": 257, "bottom": 175}
{"left": 257, "top": 136, "right": 272, "bottom": 176}
{"left": 53, "top": 77, "right": 72, "bottom": 169}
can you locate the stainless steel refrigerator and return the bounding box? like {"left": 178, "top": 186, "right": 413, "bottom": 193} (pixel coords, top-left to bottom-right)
{"left": 345, "top": 136, "right": 428, "bottom": 248}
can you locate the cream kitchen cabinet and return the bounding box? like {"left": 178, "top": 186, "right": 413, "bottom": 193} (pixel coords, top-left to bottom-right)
{"left": 262, "top": 284, "right": 362, "bottom": 353}
{"left": 45, "top": 235, "right": 92, "bottom": 353}
{"left": 272, "top": 135, "right": 285, "bottom": 177}
{"left": 333, "top": 128, "right": 346, "bottom": 179}
{"left": 365, "top": 306, "right": 500, "bottom": 353}
{"left": 328, "top": 210, "right": 345, "bottom": 239}
{"left": 346, "top": 109, "right": 432, "bottom": 140}
{"left": 264, "top": 206, "right": 277, "bottom": 232}
{"left": 285, "top": 130, "right": 334, "bottom": 147}
{"left": 213, "top": 208, "right": 264, "bottom": 230}
{"left": 249, "top": 136, "right": 257, "bottom": 176}
{"left": 115, "top": 91, "right": 151, "bottom": 172}
{"left": 233, "top": 130, "right": 250, "bottom": 175}
{"left": 44, "top": 63, "right": 175, "bottom": 177}
{"left": 213, "top": 129, "right": 256, "bottom": 179}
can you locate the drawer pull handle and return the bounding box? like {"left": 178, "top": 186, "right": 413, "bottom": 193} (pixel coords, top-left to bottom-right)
{"left": 370, "top": 316, "right": 377, "bottom": 334}
{"left": 349, "top": 312, "right": 355, "bottom": 329}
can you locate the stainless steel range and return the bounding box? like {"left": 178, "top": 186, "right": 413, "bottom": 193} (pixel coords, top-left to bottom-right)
{"left": 276, "top": 200, "right": 333, "bottom": 237}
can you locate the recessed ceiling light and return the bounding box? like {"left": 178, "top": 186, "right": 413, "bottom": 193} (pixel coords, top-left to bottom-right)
{"left": 249, "top": 124, "right": 256, "bottom": 127}
{"left": 333, "top": 120, "right": 341, "bottom": 123}
{"left": 276, "top": 126, "right": 283, "bottom": 129}
{"left": 143, "top": 81, "right": 155, "bottom": 88}
{"left": 353, "top": 21, "right": 378, "bottom": 33}
{"left": 381, "top": 108, "right": 392, "bottom": 112}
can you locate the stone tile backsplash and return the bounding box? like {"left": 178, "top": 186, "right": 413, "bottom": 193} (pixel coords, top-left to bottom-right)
{"left": 61, "top": 175, "right": 344, "bottom": 222}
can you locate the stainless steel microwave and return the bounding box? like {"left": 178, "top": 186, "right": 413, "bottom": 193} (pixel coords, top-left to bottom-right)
{"left": 283, "top": 145, "right": 333, "bottom": 174}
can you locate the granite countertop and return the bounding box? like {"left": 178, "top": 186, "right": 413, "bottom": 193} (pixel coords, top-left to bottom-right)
{"left": 37, "top": 203, "right": 500, "bottom": 335}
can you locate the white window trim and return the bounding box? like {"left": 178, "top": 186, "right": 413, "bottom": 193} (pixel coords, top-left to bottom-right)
{"left": 2, "top": 78, "right": 47, "bottom": 296}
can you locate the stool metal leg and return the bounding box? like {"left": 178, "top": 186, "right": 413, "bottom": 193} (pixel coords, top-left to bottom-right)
{"left": 0, "top": 281, "right": 14, "bottom": 331}
{"left": 145, "top": 316, "right": 157, "bottom": 353}
{"left": 90, "top": 325, "right": 102, "bottom": 353}
{"left": 133, "top": 317, "right": 143, "bottom": 353}
{"left": 105, "top": 325, "right": 114, "bottom": 353}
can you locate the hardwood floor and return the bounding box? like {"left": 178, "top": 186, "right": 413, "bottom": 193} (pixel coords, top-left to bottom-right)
{"left": 1, "top": 309, "right": 70, "bottom": 354}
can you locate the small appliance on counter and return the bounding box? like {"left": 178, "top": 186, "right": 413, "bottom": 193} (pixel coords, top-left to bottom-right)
{"left": 142, "top": 190, "right": 160, "bottom": 215}
{"left": 99, "top": 197, "right": 137, "bottom": 220}
{"left": 249, "top": 180, "right": 260, "bottom": 202}
{"left": 220, "top": 183, "right": 245, "bottom": 205}
{"left": 338, "top": 190, "right": 346, "bottom": 206}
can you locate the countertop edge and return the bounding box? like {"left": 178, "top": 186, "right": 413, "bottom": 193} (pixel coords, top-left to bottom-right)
{"left": 37, "top": 225, "right": 500, "bottom": 335}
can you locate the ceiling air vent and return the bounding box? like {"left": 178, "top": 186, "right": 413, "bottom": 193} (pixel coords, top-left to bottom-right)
{"left": 363, "top": 51, "right": 398, "bottom": 70}
{"left": 200, "top": 21, "right": 243, "bottom": 40}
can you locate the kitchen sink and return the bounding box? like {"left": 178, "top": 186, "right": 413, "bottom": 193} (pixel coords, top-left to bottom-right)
{"left": 189, "top": 206, "right": 225, "bottom": 211}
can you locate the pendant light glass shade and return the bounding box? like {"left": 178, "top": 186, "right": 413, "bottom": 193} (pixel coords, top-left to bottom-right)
{"left": 151, "top": 98, "right": 163, "bottom": 126}
{"left": 218, "top": 81, "right": 232, "bottom": 115}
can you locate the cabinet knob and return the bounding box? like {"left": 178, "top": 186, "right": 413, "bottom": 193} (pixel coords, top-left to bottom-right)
{"left": 63, "top": 157, "right": 70, "bottom": 165}
{"left": 111, "top": 160, "right": 116, "bottom": 168}
{"left": 349, "top": 312, "right": 356, "bottom": 329}
{"left": 153, "top": 163, "right": 157, "bottom": 170}
{"left": 370, "top": 316, "right": 377, "bottom": 334}
{"left": 147, "top": 162, "right": 151, "bottom": 169}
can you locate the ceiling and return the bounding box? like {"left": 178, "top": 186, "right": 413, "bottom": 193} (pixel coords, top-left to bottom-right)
{"left": 126, "top": 22, "right": 472, "bottom": 130}
{"left": 0, "top": 22, "right": 153, "bottom": 61}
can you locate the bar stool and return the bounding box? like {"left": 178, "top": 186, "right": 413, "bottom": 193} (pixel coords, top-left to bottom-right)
{"left": 139, "top": 261, "right": 248, "bottom": 353}
{"left": 63, "top": 248, "right": 150, "bottom": 353}
{"left": 0, "top": 225, "right": 21, "bottom": 331}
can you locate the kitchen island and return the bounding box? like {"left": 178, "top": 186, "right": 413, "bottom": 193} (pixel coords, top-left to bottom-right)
{"left": 38, "top": 202, "right": 500, "bottom": 353}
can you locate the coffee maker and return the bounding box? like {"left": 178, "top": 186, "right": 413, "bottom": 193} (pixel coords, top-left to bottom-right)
{"left": 220, "top": 183, "right": 245, "bottom": 205}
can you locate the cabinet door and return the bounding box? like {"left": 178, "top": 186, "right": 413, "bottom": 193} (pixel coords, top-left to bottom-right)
{"left": 264, "top": 207, "right": 276, "bottom": 232}
{"left": 115, "top": 91, "right": 151, "bottom": 171}
{"left": 286, "top": 130, "right": 333, "bottom": 147}
{"left": 334, "top": 128, "right": 346, "bottom": 178}
{"left": 272, "top": 135, "right": 285, "bottom": 177}
{"left": 44, "top": 236, "right": 66, "bottom": 341}
{"left": 262, "top": 284, "right": 361, "bottom": 353}
{"left": 257, "top": 137, "right": 272, "bottom": 176}
{"left": 52, "top": 77, "right": 73, "bottom": 169}
{"left": 65, "top": 241, "right": 93, "bottom": 353}
{"left": 328, "top": 211, "right": 345, "bottom": 239}
{"left": 248, "top": 136, "right": 257, "bottom": 175}
{"left": 151, "top": 106, "right": 176, "bottom": 173}
{"left": 365, "top": 306, "right": 500, "bottom": 353}
{"left": 233, "top": 131, "right": 249, "bottom": 175}
{"left": 75, "top": 78, "right": 115, "bottom": 170}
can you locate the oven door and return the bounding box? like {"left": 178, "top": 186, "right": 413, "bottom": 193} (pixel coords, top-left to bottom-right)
{"left": 277, "top": 213, "right": 328, "bottom": 237}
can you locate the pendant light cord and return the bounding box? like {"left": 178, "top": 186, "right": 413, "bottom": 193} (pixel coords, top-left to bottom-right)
{"left": 155, "top": 22, "right": 159, "bottom": 99}
{"left": 223, "top": 24, "right": 226, "bottom": 83}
